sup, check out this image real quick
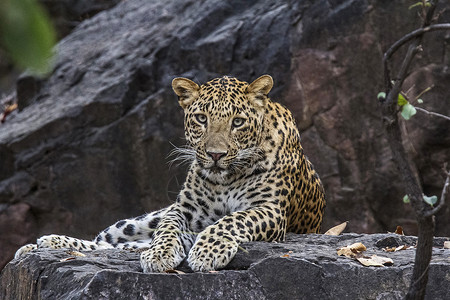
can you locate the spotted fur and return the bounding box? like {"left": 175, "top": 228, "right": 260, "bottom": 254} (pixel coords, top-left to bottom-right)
{"left": 15, "top": 75, "right": 325, "bottom": 272}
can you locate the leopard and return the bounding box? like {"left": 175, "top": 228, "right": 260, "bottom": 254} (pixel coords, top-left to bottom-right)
{"left": 15, "top": 75, "right": 325, "bottom": 272}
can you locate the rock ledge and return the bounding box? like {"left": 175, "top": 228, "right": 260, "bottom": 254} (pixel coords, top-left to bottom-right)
{"left": 1, "top": 233, "right": 449, "bottom": 299}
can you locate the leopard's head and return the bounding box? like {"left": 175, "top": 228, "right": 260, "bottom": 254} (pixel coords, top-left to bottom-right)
{"left": 172, "top": 75, "right": 273, "bottom": 181}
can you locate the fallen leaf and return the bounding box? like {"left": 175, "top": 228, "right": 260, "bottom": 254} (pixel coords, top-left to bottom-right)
{"left": 324, "top": 221, "right": 348, "bottom": 236}
{"left": 384, "top": 245, "right": 415, "bottom": 252}
{"left": 66, "top": 250, "right": 86, "bottom": 257}
{"left": 1, "top": 103, "right": 18, "bottom": 123}
{"left": 444, "top": 241, "right": 450, "bottom": 249}
{"left": 356, "top": 255, "right": 394, "bottom": 267}
{"left": 59, "top": 257, "right": 76, "bottom": 262}
{"left": 280, "top": 254, "right": 290, "bottom": 258}
{"left": 394, "top": 226, "right": 404, "bottom": 235}
{"left": 164, "top": 269, "right": 185, "bottom": 274}
{"left": 337, "top": 242, "right": 367, "bottom": 258}
{"left": 395, "top": 245, "right": 407, "bottom": 251}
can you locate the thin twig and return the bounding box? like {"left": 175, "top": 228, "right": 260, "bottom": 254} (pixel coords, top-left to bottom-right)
{"left": 384, "top": 24, "right": 450, "bottom": 62}
{"left": 413, "top": 85, "right": 434, "bottom": 102}
{"left": 383, "top": 23, "right": 450, "bottom": 90}
{"left": 384, "top": 42, "right": 422, "bottom": 109}
{"left": 423, "top": 170, "right": 450, "bottom": 217}
{"left": 415, "top": 107, "right": 450, "bottom": 121}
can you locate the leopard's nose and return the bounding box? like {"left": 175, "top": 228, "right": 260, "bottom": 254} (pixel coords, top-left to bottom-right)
{"left": 207, "top": 151, "right": 227, "bottom": 162}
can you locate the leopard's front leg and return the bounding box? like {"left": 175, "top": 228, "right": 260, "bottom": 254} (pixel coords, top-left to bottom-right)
{"left": 140, "top": 206, "right": 195, "bottom": 272}
{"left": 188, "top": 204, "right": 285, "bottom": 272}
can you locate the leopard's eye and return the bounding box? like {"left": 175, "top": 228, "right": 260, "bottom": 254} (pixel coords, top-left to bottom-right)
{"left": 232, "top": 117, "right": 245, "bottom": 128}
{"left": 195, "top": 114, "right": 207, "bottom": 125}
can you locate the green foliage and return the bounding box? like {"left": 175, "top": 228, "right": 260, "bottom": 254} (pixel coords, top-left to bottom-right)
{"left": 409, "top": 1, "right": 431, "bottom": 10}
{"left": 397, "top": 94, "right": 408, "bottom": 106}
{"left": 396, "top": 94, "right": 417, "bottom": 120}
{"left": 423, "top": 195, "right": 438, "bottom": 206}
{"left": 0, "top": 0, "right": 56, "bottom": 75}
{"left": 400, "top": 103, "right": 417, "bottom": 120}
{"left": 403, "top": 195, "right": 410, "bottom": 204}
{"left": 377, "top": 92, "right": 386, "bottom": 100}
{"left": 403, "top": 194, "right": 438, "bottom": 206}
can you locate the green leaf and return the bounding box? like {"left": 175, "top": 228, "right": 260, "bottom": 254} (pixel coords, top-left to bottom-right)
{"left": 0, "top": 0, "right": 56, "bottom": 75}
{"left": 401, "top": 103, "right": 417, "bottom": 120}
{"left": 403, "top": 195, "right": 410, "bottom": 204}
{"left": 417, "top": 99, "right": 423, "bottom": 104}
{"left": 423, "top": 195, "right": 438, "bottom": 206}
{"left": 397, "top": 94, "right": 408, "bottom": 106}
{"left": 408, "top": 1, "right": 431, "bottom": 9}
{"left": 409, "top": 2, "right": 423, "bottom": 9}
{"left": 377, "top": 92, "right": 386, "bottom": 101}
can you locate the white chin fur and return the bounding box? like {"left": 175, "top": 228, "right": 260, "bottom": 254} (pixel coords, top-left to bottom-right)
{"left": 200, "top": 168, "right": 229, "bottom": 182}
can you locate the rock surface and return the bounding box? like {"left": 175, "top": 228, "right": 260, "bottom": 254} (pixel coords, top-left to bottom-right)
{"left": 0, "top": 0, "right": 120, "bottom": 96}
{"left": 1, "top": 233, "right": 449, "bottom": 299}
{"left": 1, "top": 0, "right": 450, "bottom": 269}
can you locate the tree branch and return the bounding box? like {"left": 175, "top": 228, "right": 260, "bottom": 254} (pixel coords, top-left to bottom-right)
{"left": 384, "top": 24, "right": 450, "bottom": 63}
{"left": 423, "top": 170, "right": 450, "bottom": 217}
{"left": 416, "top": 107, "right": 450, "bottom": 121}
{"left": 383, "top": 23, "right": 450, "bottom": 97}
{"left": 379, "top": 2, "right": 447, "bottom": 299}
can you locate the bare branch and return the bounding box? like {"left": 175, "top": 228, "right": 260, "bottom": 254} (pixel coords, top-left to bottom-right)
{"left": 416, "top": 107, "right": 450, "bottom": 121}
{"left": 379, "top": 2, "right": 446, "bottom": 299}
{"left": 383, "top": 23, "right": 450, "bottom": 91}
{"left": 413, "top": 85, "right": 434, "bottom": 102}
{"left": 423, "top": 170, "right": 450, "bottom": 217}
{"left": 384, "top": 38, "right": 421, "bottom": 117}
{"left": 384, "top": 24, "right": 450, "bottom": 62}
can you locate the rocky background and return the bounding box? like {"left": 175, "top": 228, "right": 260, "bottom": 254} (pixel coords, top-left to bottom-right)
{"left": 0, "top": 0, "right": 449, "bottom": 270}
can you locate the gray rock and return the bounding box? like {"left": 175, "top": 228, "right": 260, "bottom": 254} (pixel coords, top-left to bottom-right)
{"left": 1, "top": 233, "right": 449, "bottom": 299}
{"left": 0, "top": 0, "right": 449, "bottom": 270}
{"left": 38, "top": 0, "right": 122, "bottom": 38}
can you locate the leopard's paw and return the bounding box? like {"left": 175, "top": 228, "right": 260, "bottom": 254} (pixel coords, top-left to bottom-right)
{"left": 140, "top": 242, "right": 185, "bottom": 273}
{"left": 14, "top": 244, "right": 37, "bottom": 259}
{"left": 37, "top": 235, "right": 98, "bottom": 250}
{"left": 188, "top": 234, "right": 239, "bottom": 272}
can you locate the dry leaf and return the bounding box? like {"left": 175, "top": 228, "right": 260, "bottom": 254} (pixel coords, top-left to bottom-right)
{"left": 0, "top": 103, "right": 18, "bottom": 123}
{"left": 59, "top": 257, "right": 76, "bottom": 262}
{"left": 356, "top": 255, "right": 394, "bottom": 267}
{"left": 66, "top": 250, "right": 86, "bottom": 257}
{"left": 384, "top": 245, "right": 414, "bottom": 252}
{"left": 324, "top": 221, "right": 348, "bottom": 236}
{"left": 164, "top": 269, "right": 185, "bottom": 274}
{"left": 280, "top": 250, "right": 293, "bottom": 258}
{"left": 444, "top": 241, "right": 450, "bottom": 249}
{"left": 337, "top": 242, "right": 367, "bottom": 258}
{"left": 394, "top": 226, "right": 404, "bottom": 235}
{"left": 395, "top": 245, "right": 407, "bottom": 251}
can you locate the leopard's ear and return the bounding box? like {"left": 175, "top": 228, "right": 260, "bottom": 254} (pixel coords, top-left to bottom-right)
{"left": 172, "top": 77, "right": 200, "bottom": 109}
{"left": 246, "top": 75, "right": 273, "bottom": 108}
